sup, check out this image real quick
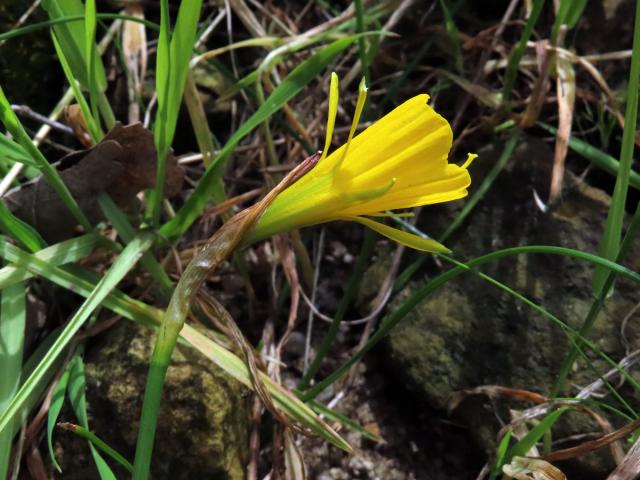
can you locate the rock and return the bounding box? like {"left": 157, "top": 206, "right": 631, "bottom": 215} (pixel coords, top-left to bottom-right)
{"left": 385, "top": 136, "right": 640, "bottom": 477}
{"left": 56, "top": 320, "right": 250, "bottom": 479}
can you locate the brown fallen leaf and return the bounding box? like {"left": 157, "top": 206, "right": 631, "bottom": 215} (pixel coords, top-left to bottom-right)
{"left": 4, "top": 123, "right": 184, "bottom": 242}
{"left": 503, "top": 457, "right": 566, "bottom": 480}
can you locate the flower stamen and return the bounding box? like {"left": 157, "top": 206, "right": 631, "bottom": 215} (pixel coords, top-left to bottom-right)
{"left": 333, "top": 77, "right": 368, "bottom": 173}
{"left": 319, "top": 72, "right": 339, "bottom": 164}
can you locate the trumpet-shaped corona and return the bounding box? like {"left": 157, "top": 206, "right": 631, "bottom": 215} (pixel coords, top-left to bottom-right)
{"left": 246, "top": 73, "right": 476, "bottom": 253}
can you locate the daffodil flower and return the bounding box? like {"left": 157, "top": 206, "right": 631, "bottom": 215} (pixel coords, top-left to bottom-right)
{"left": 246, "top": 73, "right": 476, "bottom": 253}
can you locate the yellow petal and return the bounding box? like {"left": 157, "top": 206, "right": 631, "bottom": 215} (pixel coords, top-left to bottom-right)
{"left": 349, "top": 216, "right": 451, "bottom": 253}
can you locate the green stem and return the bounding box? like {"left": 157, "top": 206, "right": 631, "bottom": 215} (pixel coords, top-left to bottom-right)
{"left": 552, "top": 0, "right": 640, "bottom": 395}
{"left": 132, "top": 354, "right": 171, "bottom": 479}
{"left": 132, "top": 247, "right": 214, "bottom": 479}
{"left": 132, "top": 208, "right": 259, "bottom": 479}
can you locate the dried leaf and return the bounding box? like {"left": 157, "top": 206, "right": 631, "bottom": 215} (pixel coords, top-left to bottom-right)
{"left": 541, "top": 417, "right": 640, "bottom": 463}
{"left": 447, "top": 385, "right": 547, "bottom": 412}
{"left": 549, "top": 47, "right": 576, "bottom": 203}
{"left": 4, "top": 123, "right": 184, "bottom": 242}
{"left": 520, "top": 40, "right": 551, "bottom": 128}
{"left": 503, "top": 456, "right": 566, "bottom": 480}
{"left": 122, "top": 2, "right": 147, "bottom": 123}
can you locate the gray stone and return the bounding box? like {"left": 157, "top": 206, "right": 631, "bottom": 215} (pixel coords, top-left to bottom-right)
{"left": 386, "top": 136, "right": 640, "bottom": 476}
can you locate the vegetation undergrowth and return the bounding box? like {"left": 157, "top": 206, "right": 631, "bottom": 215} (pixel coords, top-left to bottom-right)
{"left": 0, "top": 1, "right": 639, "bottom": 479}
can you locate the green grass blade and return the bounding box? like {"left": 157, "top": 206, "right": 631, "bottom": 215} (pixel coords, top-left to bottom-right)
{"left": 0, "top": 246, "right": 350, "bottom": 453}
{"left": 0, "top": 201, "right": 47, "bottom": 252}
{"left": 40, "top": 0, "right": 107, "bottom": 92}
{"left": 0, "top": 133, "right": 35, "bottom": 166}
{"left": 0, "top": 85, "right": 91, "bottom": 230}
{"left": 47, "top": 368, "right": 70, "bottom": 473}
{"left": 160, "top": 35, "right": 361, "bottom": 239}
{"left": 0, "top": 14, "right": 159, "bottom": 44}
{"left": 84, "top": 0, "right": 100, "bottom": 128}
{"left": 47, "top": 364, "right": 71, "bottom": 472}
{"left": 504, "top": 408, "right": 567, "bottom": 463}
{"left": 503, "top": 0, "right": 545, "bottom": 110}
{"left": 551, "top": 0, "right": 587, "bottom": 43}
{"left": 151, "top": 0, "right": 203, "bottom": 225}
{"left": 180, "top": 324, "right": 352, "bottom": 453}
{"left": 0, "top": 233, "right": 155, "bottom": 436}
{"left": 0, "top": 282, "right": 26, "bottom": 478}
{"left": 537, "top": 122, "right": 640, "bottom": 190}
{"left": 183, "top": 72, "right": 216, "bottom": 168}
{"left": 593, "top": 0, "right": 640, "bottom": 294}
{"left": 60, "top": 423, "right": 133, "bottom": 473}
{"left": 302, "top": 245, "right": 640, "bottom": 400}
{"left": 309, "top": 400, "right": 379, "bottom": 442}
{"left": 0, "top": 234, "right": 102, "bottom": 290}
{"left": 51, "top": 32, "right": 102, "bottom": 142}
{"left": 0, "top": 241, "right": 162, "bottom": 326}
{"left": 491, "top": 429, "right": 513, "bottom": 478}
{"left": 67, "top": 353, "right": 116, "bottom": 479}
{"left": 438, "top": 0, "right": 463, "bottom": 72}
{"left": 551, "top": 199, "right": 640, "bottom": 395}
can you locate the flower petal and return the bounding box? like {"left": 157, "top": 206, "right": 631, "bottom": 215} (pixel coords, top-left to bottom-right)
{"left": 349, "top": 216, "right": 451, "bottom": 253}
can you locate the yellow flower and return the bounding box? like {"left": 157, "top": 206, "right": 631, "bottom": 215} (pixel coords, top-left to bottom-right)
{"left": 247, "top": 73, "right": 475, "bottom": 253}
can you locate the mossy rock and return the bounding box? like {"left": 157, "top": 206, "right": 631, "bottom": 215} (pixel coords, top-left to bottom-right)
{"left": 385, "top": 136, "right": 640, "bottom": 477}
{"left": 55, "top": 321, "right": 250, "bottom": 479}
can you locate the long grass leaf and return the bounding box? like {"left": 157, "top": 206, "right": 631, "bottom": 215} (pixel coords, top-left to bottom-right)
{"left": 0, "top": 14, "right": 159, "bottom": 44}
{"left": 151, "top": 0, "right": 203, "bottom": 225}
{"left": 0, "top": 241, "right": 161, "bottom": 326}
{"left": 0, "top": 282, "right": 26, "bottom": 478}
{"left": 67, "top": 354, "right": 116, "bottom": 479}
{"left": 47, "top": 365, "right": 71, "bottom": 472}
{"left": 40, "top": 0, "right": 107, "bottom": 91}
{"left": 593, "top": 1, "right": 640, "bottom": 294}
{"left": 51, "top": 32, "right": 102, "bottom": 142}
{"left": 302, "top": 245, "right": 640, "bottom": 400}
{"left": 505, "top": 408, "right": 567, "bottom": 461}
{"left": 0, "top": 202, "right": 47, "bottom": 252}
{"left": 0, "top": 133, "right": 34, "bottom": 166}
{"left": 0, "top": 234, "right": 102, "bottom": 289}
{"left": 503, "top": 0, "right": 545, "bottom": 110}
{"left": 0, "top": 233, "right": 155, "bottom": 435}
{"left": 84, "top": 0, "right": 100, "bottom": 127}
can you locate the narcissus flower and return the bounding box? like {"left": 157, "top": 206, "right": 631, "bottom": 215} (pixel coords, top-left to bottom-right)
{"left": 246, "top": 74, "right": 475, "bottom": 253}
